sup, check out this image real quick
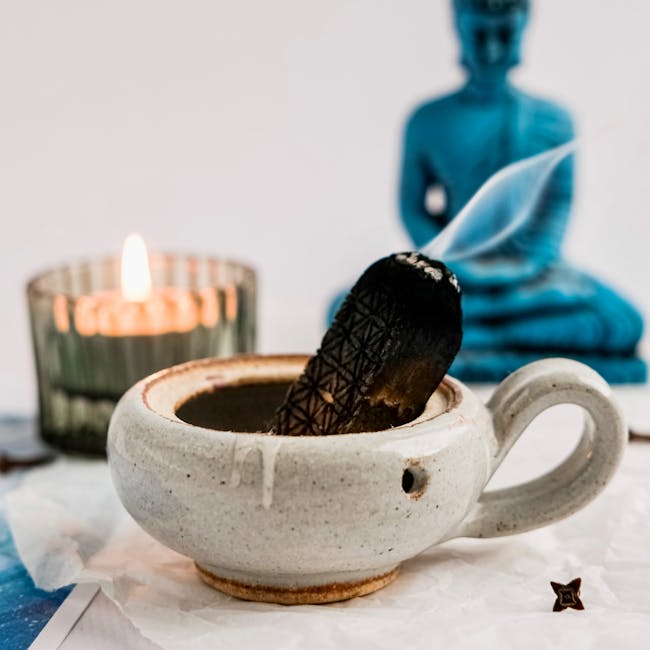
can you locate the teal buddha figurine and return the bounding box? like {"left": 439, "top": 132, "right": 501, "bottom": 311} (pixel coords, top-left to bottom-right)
{"left": 396, "top": 0, "right": 646, "bottom": 382}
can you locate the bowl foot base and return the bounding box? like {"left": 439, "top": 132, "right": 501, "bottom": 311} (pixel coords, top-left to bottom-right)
{"left": 195, "top": 563, "right": 400, "bottom": 605}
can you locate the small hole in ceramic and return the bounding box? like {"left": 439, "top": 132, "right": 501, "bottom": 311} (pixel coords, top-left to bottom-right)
{"left": 402, "top": 464, "right": 428, "bottom": 498}
{"left": 402, "top": 469, "right": 415, "bottom": 493}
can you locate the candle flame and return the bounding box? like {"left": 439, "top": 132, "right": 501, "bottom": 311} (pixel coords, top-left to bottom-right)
{"left": 121, "top": 233, "right": 152, "bottom": 302}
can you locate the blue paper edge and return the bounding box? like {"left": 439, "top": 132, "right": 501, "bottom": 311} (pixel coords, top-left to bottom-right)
{"left": 0, "top": 416, "right": 74, "bottom": 650}
{"left": 0, "top": 519, "right": 73, "bottom": 650}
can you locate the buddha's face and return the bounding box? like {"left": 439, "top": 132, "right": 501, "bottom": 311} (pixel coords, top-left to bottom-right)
{"left": 454, "top": 7, "right": 529, "bottom": 84}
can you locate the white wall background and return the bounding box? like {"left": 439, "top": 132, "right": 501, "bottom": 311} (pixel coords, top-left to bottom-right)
{"left": 1, "top": 0, "right": 649, "bottom": 413}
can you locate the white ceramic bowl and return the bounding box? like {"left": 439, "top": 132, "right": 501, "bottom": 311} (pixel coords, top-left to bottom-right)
{"left": 107, "top": 354, "right": 625, "bottom": 604}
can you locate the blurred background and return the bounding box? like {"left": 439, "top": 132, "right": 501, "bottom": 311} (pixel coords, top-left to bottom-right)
{"left": 1, "top": 0, "right": 649, "bottom": 413}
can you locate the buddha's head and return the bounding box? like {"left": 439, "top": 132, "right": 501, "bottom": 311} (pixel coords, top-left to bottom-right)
{"left": 453, "top": 0, "right": 530, "bottom": 86}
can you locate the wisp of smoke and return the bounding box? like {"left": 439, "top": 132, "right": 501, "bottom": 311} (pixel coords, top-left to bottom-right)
{"left": 420, "top": 139, "right": 577, "bottom": 262}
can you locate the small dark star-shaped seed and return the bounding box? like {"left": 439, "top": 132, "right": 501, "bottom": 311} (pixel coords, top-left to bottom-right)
{"left": 550, "top": 577, "right": 584, "bottom": 612}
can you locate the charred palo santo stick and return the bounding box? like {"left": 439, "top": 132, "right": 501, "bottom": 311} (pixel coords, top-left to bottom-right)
{"left": 271, "top": 252, "right": 462, "bottom": 435}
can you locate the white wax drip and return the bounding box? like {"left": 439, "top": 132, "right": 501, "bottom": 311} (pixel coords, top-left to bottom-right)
{"left": 260, "top": 438, "right": 283, "bottom": 510}
{"left": 229, "top": 437, "right": 283, "bottom": 510}
{"left": 229, "top": 439, "right": 256, "bottom": 488}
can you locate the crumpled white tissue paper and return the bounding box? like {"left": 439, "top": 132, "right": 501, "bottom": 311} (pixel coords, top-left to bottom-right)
{"left": 5, "top": 434, "right": 650, "bottom": 650}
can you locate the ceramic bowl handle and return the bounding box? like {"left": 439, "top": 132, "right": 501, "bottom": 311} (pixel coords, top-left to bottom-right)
{"left": 455, "top": 358, "right": 626, "bottom": 539}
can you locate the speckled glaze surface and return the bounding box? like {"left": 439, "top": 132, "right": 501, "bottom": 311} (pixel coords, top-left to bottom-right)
{"left": 107, "top": 355, "right": 626, "bottom": 604}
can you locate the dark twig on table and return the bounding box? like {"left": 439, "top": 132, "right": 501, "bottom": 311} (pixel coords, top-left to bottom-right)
{"left": 0, "top": 452, "right": 54, "bottom": 474}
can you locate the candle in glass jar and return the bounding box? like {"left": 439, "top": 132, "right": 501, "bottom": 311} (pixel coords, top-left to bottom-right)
{"left": 28, "top": 236, "right": 256, "bottom": 455}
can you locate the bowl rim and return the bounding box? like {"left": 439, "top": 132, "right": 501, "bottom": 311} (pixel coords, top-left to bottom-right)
{"left": 137, "top": 353, "right": 466, "bottom": 440}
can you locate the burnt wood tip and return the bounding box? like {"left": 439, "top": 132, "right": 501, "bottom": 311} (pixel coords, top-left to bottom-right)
{"left": 271, "top": 252, "right": 462, "bottom": 436}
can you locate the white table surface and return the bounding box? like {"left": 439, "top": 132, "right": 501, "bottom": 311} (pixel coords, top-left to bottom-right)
{"left": 7, "top": 384, "right": 649, "bottom": 649}
{"left": 60, "top": 591, "right": 158, "bottom": 650}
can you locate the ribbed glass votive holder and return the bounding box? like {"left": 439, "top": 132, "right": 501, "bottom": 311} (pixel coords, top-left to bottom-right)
{"left": 27, "top": 254, "right": 256, "bottom": 455}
